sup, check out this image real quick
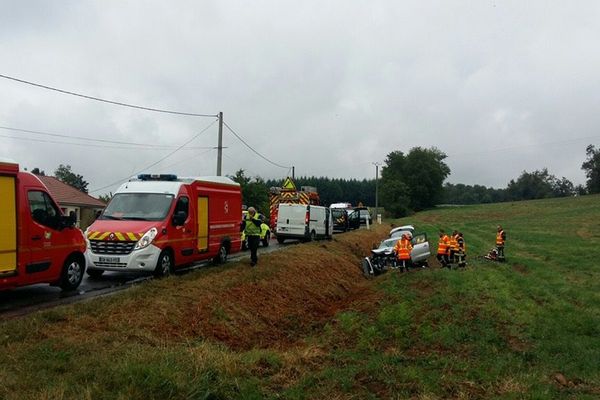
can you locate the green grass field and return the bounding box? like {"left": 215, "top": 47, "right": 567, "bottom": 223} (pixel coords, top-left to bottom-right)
{"left": 0, "top": 195, "right": 598, "bottom": 399}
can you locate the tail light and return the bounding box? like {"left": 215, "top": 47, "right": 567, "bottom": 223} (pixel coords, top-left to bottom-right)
{"left": 305, "top": 210, "right": 310, "bottom": 225}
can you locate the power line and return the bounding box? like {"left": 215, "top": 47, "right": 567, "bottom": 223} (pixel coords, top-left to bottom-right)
{"left": 223, "top": 121, "right": 290, "bottom": 169}
{"left": 0, "top": 132, "right": 218, "bottom": 150}
{"left": 88, "top": 118, "right": 218, "bottom": 194}
{"left": 0, "top": 125, "right": 214, "bottom": 149}
{"left": 159, "top": 148, "right": 215, "bottom": 171}
{"left": 0, "top": 73, "right": 217, "bottom": 117}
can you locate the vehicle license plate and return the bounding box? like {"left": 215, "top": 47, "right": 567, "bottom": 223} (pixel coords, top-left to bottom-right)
{"left": 99, "top": 256, "right": 120, "bottom": 263}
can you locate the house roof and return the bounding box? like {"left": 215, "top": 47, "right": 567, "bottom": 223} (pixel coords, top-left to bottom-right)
{"left": 38, "top": 176, "right": 106, "bottom": 208}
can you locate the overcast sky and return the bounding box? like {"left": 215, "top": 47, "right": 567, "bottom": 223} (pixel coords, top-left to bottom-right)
{"left": 1, "top": 1, "right": 599, "bottom": 197}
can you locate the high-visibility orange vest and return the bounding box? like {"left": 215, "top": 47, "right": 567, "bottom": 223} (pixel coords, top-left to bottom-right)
{"left": 496, "top": 230, "right": 505, "bottom": 246}
{"left": 449, "top": 234, "right": 459, "bottom": 251}
{"left": 394, "top": 238, "right": 412, "bottom": 260}
{"left": 437, "top": 234, "right": 449, "bottom": 255}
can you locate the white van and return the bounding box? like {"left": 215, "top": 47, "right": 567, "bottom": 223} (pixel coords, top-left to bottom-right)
{"left": 275, "top": 204, "right": 333, "bottom": 244}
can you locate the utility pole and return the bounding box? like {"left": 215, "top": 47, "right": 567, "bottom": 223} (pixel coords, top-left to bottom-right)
{"left": 292, "top": 166, "right": 295, "bottom": 179}
{"left": 216, "top": 111, "right": 223, "bottom": 176}
{"left": 373, "top": 162, "right": 381, "bottom": 223}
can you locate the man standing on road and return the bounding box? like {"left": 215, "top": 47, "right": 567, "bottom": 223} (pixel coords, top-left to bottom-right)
{"left": 242, "top": 207, "right": 262, "bottom": 267}
{"left": 496, "top": 225, "right": 506, "bottom": 262}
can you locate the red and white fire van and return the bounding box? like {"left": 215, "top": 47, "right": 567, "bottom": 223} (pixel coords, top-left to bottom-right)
{"left": 85, "top": 174, "right": 242, "bottom": 277}
{"left": 0, "top": 159, "right": 87, "bottom": 291}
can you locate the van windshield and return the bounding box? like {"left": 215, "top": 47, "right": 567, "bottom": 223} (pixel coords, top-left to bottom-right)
{"left": 101, "top": 193, "right": 174, "bottom": 221}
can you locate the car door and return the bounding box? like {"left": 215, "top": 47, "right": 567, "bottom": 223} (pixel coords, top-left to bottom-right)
{"left": 410, "top": 232, "right": 431, "bottom": 263}
{"left": 173, "top": 195, "right": 195, "bottom": 262}
{"left": 24, "top": 190, "right": 64, "bottom": 284}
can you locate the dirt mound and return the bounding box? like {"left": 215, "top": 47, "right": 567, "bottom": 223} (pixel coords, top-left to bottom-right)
{"left": 50, "top": 227, "right": 387, "bottom": 351}
{"left": 189, "top": 229, "right": 386, "bottom": 349}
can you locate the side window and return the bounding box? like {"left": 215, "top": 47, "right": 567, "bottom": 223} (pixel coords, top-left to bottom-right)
{"left": 28, "top": 191, "right": 61, "bottom": 229}
{"left": 174, "top": 196, "right": 189, "bottom": 220}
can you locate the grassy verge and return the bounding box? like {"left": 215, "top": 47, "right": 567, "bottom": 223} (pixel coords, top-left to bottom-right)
{"left": 1, "top": 195, "right": 599, "bottom": 399}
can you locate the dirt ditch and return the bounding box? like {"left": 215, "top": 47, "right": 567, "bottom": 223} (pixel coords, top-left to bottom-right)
{"left": 43, "top": 227, "right": 389, "bottom": 351}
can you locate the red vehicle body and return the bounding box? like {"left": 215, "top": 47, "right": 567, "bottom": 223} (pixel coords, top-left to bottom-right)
{"left": 85, "top": 174, "right": 242, "bottom": 277}
{"left": 0, "top": 159, "right": 87, "bottom": 291}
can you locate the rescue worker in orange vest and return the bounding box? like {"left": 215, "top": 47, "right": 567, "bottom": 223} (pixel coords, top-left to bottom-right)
{"left": 437, "top": 230, "right": 450, "bottom": 268}
{"left": 496, "top": 225, "right": 506, "bottom": 262}
{"left": 394, "top": 233, "right": 413, "bottom": 272}
{"left": 456, "top": 232, "right": 466, "bottom": 268}
{"left": 448, "top": 230, "right": 459, "bottom": 265}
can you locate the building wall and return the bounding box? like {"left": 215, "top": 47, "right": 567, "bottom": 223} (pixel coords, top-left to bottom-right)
{"left": 59, "top": 205, "right": 103, "bottom": 230}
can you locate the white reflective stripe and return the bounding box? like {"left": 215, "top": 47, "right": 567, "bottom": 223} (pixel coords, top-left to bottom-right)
{"left": 210, "top": 223, "right": 236, "bottom": 230}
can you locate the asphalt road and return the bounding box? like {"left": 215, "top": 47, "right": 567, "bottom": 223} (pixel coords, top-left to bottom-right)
{"left": 0, "top": 237, "right": 294, "bottom": 318}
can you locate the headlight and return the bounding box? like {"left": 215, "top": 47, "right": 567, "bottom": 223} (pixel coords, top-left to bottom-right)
{"left": 134, "top": 227, "right": 158, "bottom": 250}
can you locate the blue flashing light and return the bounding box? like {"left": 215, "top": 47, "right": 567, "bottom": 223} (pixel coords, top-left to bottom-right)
{"left": 137, "top": 174, "right": 178, "bottom": 181}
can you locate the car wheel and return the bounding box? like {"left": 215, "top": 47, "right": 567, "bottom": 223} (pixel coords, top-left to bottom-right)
{"left": 154, "top": 250, "right": 173, "bottom": 278}
{"left": 310, "top": 230, "right": 317, "bottom": 241}
{"left": 213, "top": 244, "right": 228, "bottom": 264}
{"left": 277, "top": 237, "right": 285, "bottom": 244}
{"left": 87, "top": 268, "right": 104, "bottom": 279}
{"left": 361, "top": 258, "right": 373, "bottom": 279}
{"left": 59, "top": 255, "right": 85, "bottom": 291}
{"left": 262, "top": 231, "right": 270, "bottom": 247}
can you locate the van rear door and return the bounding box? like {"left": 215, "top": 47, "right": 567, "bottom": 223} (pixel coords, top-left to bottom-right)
{"left": 0, "top": 175, "right": 17, "bottom": 276}
{"left": 276, "top": 204, "right": 307, "bottom": 237}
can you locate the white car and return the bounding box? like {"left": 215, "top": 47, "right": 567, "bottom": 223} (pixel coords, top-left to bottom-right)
{"left": 373, "top": 232, "right": 431, "bottom": 265}
{"left": 389, "top": 225, "right": 415, "bottom": 238}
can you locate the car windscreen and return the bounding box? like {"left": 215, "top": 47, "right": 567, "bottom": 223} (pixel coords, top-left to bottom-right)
{"left": 331, "top": 209, "right": 345, "bottom": 218}
{"left": 101, "top": 193, "right": 174, "bottom": 221}
{"left": 379, "top": 238, "right": 398, "bottom": 249}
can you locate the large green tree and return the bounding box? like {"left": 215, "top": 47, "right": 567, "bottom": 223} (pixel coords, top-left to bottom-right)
{"left": 230, "top": 169, "right": 269, "bottom": 217}
{"left": 54, "top": 164, "right": 89, "bottom": 193}
{"left": 507, "top": 168, "right": 575, "bottom": 200}
{"left": 582, "top": 144, "right": 600, "bottom": 194}
{"left": 380, "top": 147, "right": 450, "bottom": 216}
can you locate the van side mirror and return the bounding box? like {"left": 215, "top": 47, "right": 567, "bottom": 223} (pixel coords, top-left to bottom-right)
{"left": 172, "top": 211, "right": 187, "bottom": 226}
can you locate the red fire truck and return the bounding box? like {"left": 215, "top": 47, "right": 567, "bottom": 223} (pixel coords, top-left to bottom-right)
{"left": 85, "top": 174, "right": 242, "bottom": 277}
{"left": 0, "top": 159, "right": 87, "bottom": 291}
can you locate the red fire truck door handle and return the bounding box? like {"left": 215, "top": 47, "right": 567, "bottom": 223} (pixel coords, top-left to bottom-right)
{"left": 31, "top": 235, "right": 42, "bottom": 241}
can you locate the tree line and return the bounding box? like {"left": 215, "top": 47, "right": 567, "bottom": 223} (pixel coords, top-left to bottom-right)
{"left": 28, "top": 144, "right": 600, "bottom": 219}
{"left": 236, "top": 144, "right": 600, "bottom": 218}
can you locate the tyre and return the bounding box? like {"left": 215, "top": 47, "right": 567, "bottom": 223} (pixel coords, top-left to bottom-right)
{"left": 213, "top": 243, "right": 228, "bottom": 264}
{"left": 154, "top": 250, "right": 173, "bottom": 278}
{"left": 59, "top": 255, "right": 85, "bottom": 291}
{"left": 87, "top": 268, "right": 104, "bottom": 278}
{"left": 310, "top": 230, "right": 317, "bottom": 241}
{"left": 361, "top": 258, "right": 373, "bottom": 279}
{"left": 277, "top": 237, "right": 285, "bottom": 244}
{"left": 262, "top": 231, "right": 270, "bottom": 247}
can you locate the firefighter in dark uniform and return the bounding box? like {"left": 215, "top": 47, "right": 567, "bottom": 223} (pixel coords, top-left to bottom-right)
{"left": 456, "top": 232, "right": 466, "bottom": 268}
{"left": 242, "top": 207, "right": 262, "bottom": 267}
{"left": 496, "top": 225, "right": 506, "bottom": 262}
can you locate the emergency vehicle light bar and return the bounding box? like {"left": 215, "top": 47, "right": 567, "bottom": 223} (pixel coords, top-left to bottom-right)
{"left": 137, "top": 174, "right": 178, "bottom": 181}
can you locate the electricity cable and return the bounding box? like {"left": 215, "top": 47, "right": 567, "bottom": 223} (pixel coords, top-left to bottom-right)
{"left": 88, "top": 118, "right": 218, "bottom": 194}
{"left": 223, "top": 121, "right": 290, "bottom": 169}
{"left": 0, "top": 133, "right": 218, "bottom": 150}
{"left": 0, "top": 125, "right": 214, "bottom": 149}
{"left": 0, "top": 73, "right": 217, "bottom": 117}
